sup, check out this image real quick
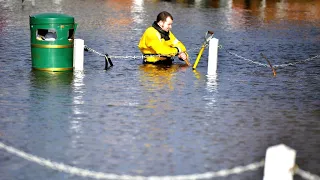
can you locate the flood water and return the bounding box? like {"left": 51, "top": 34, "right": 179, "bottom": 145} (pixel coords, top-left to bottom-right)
{"left": 0, "top": 0, "right": 319, "bottom": 180}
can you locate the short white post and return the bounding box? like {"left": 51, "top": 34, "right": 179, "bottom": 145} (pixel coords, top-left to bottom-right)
{"left": 263, "top": 144, "right": 296, "bottom": 180}
{"left": 207, "top": 38, "right": 219, "bottom": 75}
{"left": 73, "top": 39, "right": 84, "bottom": 71}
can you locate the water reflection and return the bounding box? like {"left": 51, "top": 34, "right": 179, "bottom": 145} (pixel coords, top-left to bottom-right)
{"left": 29, "top": 70, "right": 73, "bottom": 120}
{"left": 71, "top": 72, "right": 85, "bottom": 123}
{"left": 139, "top": 64, "right": 188, "bottom": 91}
{"left": 206, "top": 74, "right": 218, "bottom": 93}
{"left": 205, "top": 74, "right": 218, "bottom": 108}
{"left": 131, "top": 0, "right": 145, "bottom": 24}
{"left": 139, "top": 64, "right": 188, "bottom": 110}
{"left": 30, "top": 70, "right": 73, "bottom": 89}
{"left": 27, "top": 70, "right": 73, "bottom": 158}
{"left": 70, "top": 71, "right": 85, "bottom": 151}
{"left": 21, "top": 0, "right": 62, "bottom": 11}
{"left": 157, "top": 0, "right": 320, "bottom": 24}
{"left": 103, "top": 0, "right": 133, "bottom": 30}
{"left": 192, "top": 0, "right": 231, "bottom": 8}
{"left": 231, "top": 0, "right": 320, "bottom": 24}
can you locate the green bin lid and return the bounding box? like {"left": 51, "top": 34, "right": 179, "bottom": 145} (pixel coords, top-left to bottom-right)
{"left": 30, "top": 13, "right": 74, "bottom": 24}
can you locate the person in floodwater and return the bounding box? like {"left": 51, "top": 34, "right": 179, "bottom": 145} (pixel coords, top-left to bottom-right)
{"left": 138, "top": 11, "right": 190, "bottom": 66}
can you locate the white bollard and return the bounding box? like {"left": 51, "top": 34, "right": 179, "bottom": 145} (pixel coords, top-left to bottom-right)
{"left": 263, "top": 144, "right": 296, "bottom": 180}
{"left": 207, "top": 38, "right": 219, "bottom": 75}
{"left": 73, "top": 39, "right": 84, "bottom": 71}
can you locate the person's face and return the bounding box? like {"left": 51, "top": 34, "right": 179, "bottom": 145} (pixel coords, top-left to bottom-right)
{"left": 159, "top": 17, "right": 173, "bottom": 32}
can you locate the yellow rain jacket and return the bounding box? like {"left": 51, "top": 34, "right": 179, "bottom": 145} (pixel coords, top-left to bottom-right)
{"left": 138, "top": 25, "right": 187, "bottom": 63}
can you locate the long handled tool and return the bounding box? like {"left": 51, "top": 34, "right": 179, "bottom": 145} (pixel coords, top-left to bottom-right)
{"left": 192, "top": 31, "right": 214, "bottom": 70}
{"left": 184, "top": 55, "right": 191, "bottom": 66}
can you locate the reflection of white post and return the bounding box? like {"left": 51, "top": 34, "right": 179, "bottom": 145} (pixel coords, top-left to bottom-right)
{"left": 73, "top": 39, "right": 84, "bottom": 71}
{"left": 263, "top": 144, "right": 296, "bottom": 180}
{"left": 207, "top": 38, "right": 219, "bottom": 75}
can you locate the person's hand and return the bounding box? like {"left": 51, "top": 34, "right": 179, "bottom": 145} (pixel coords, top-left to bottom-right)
{"left": 178, "top": 52, "right": 187, "bottom": 61}
{"left": 178, "top": 52, "right": 191, "bottom": 66}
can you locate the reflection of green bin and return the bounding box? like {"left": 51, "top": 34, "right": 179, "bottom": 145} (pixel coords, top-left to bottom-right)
{"left": 30, "top": 13, "right": 77, "bottom": 71}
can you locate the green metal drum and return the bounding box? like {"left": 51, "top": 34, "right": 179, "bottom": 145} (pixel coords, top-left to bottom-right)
{"left": 30, "top": 13, "right": 77, "bottom": 71}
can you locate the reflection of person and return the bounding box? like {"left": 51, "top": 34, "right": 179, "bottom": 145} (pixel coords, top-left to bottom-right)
{"left": 139, "top": 64, "right": 188, "bottom": 111}
{"left": 139, "top": 64, "right": 188, "bottom": 92}
{"left": 138, "top": 11, "right": 190, "bottom": 66}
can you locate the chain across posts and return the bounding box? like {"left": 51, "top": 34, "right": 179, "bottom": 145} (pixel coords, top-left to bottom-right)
{"left": 192, "top": 31, "right": 214, "bottom": 70}
{"left": 84, "top": 40, "right": 319, "bottom": 72}
{"left": 222, "top": 45, "right": 320, "bottom": 72}
{"left": 273, "top": 54, "right": 320, "bottom": 68}
{"left": 84, "top": 45, "right": 192, "bottom": 65}
{"left": 84, "top": 45, "right": 113, "bottom": 69}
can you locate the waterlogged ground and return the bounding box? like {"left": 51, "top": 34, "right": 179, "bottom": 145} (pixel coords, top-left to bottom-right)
{"left": 0, "top": 0, "right": 319, "bottom": 180}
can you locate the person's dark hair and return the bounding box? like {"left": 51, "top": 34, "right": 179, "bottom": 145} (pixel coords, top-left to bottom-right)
{"left": 156, "top": 11, "right": 173, "bottom": 23}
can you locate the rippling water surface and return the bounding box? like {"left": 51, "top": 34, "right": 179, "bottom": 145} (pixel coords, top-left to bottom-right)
{"left": 0, "top": 0, "right": 319, "bottom": 179}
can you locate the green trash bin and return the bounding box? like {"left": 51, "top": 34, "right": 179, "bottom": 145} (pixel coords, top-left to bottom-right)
{"left": 30, "top": 13, "right": 77, "bottom": 71}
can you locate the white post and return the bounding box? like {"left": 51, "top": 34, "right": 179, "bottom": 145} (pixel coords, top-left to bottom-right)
{"left": 73, "top": 39, "right": 84, "bottom": 71}
{"left": 263, "top": 144, "right": 296, "bottom": 180}
{"left": 207, "top": 38, "right": 219, "bottom": 75}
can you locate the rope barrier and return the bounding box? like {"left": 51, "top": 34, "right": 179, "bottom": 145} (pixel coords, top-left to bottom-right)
{"left": 0, "top": 141, "right": 264, "bottom": 180}
{"left": 295, "top": 167, "right": 320, "bottom": 180}
{"left": 1, "top": 141, "right": 319, "bottom": 180}
{"left": 0, "top": 142, "right": 320, "bottom": 180}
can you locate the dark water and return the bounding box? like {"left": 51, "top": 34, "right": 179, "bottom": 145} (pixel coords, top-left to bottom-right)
{"left": 0, "top": 0, "right": 319, "bottom": 179}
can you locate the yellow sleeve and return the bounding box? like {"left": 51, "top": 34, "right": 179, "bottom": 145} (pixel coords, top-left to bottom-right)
{"left": 138, "top": 27, "right": 179, "bottom": 56}
{"left": 168, "top": 32, "right": 187, "bottom": 52}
